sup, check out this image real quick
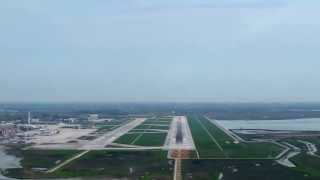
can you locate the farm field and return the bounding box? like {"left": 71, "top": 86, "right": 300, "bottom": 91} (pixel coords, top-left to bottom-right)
{"left": 187, "top": 115, "right": 284, "bottom": 159}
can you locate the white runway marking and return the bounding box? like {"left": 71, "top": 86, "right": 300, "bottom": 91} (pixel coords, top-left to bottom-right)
{"left": 164, "top": 116, "right": 196, "bottom": 150}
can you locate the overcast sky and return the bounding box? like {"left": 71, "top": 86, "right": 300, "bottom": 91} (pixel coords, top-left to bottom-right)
{"left": 1, "top": 0, "right": 320, "bottom": 103}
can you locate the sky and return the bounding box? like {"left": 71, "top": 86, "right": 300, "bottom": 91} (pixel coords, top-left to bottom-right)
{"left": 0, "top": 0, "right": 320, "bottom": 103}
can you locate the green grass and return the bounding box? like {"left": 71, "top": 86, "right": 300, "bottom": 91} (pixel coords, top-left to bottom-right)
{"left": 4, "top": 150, "right": 80, "bottom": 179}
{"left": 182, "top": 159, "right": 316, "bottom": 180}
{"left": 142, "top": 117, "right": 172, "bottom": 126}
{"left": 226, "top": 142, "right": 283, "bottom": 158}
{"left": 291, "top": 153, "right": 320, "bottom": 178}
{"left": 114, "top": 133, "right": 141, "bottom": 144}
{"left": 55, "top": 150, "right": 173, "bottom": 179}
{"left": 5, "top": 150, "right": 173, "bottom": 180}
{"left": 143, "top": 120, "right": 171, "bottom": 125}
{"left": 188, "top": 115, "right": 284, "bottom": 159}
{"left": 129, "top": 129, "right": 165, "bottom": 133}
{"left": 187, "top": 115, "right": 225, "bottom": 158}
{"left": 115, "top": 117, "right": 169, "bottom": 146}
{"left": 149, "top": 125, "right": 170, "bottom": 130}
{"left": 283, "top": 138, "right": 320, "bottom": 177}
{"left": 19, "top": 150, "right": 79, "bottom": 168}
{"left": 115, "top": 132, "right": 167, "bottom": 147}
{"left": 133, "top": 133, "right": 167, "bottom": 146}
{"left": 284, "top": 137, "right": 320, "bottom": 156}
{"left": 133, "top": 125, "right": 169, "bottom": 131}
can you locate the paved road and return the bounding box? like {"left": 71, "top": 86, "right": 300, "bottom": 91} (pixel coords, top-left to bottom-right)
{"left": 164, "top": 116, "right": 196, "bottom": 150}
{"left": 174, "top": 150, "right": 182, "bottom": 180}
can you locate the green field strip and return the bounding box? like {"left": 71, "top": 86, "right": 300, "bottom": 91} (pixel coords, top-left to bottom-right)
{"left": 130, "top": 121, "right": 168, "bottom": 146}
{"left": 133, "top": 124, "right": 158, "bottom": 130}
{"left": 115, "top": 122, "right": 154, "bottom": 145}
{"left": 200, "top": 117, "right": 234, "bottom": 143}
{"left": 148, "top": 125, "right": 170, "bottom": 130}
{"left": 114, "top": 133, "right": 141, "bottom": 144}
{"left": 129, "top": 129, "right": 166, "bottom": 133}
{"left": 143, "top": 120, "right": 171, "bottom": 124}
{"left": 111, "top": 119, "right": 171, "bottom": 146}
{"left": 188, "top": 116, "right": 226, "bottom": 158}
{"left": 115, "top": 117, "right": 169, "bottom": 147}
{"left": 133, "top": 133, "right": 167, "bottom": 147}
{"left": 143, "top": 117, "right": 172, "bottom": 125}
{"left": 131, "top": 133, "right": 144, "bottom": 144}
{"left": 55, "top": 150, "right": 173, "bottom": 179}
{"left": 197, "top": 116, "right": 225, "bottom": 153}
{"left": 225, "top": 142, "right": 283, "bottom": 158}
{"left": 291, "top": 153, "right": 320, "bottom": 177}
{"left": 197, "top": 116, "right": 284, "bottom": 158}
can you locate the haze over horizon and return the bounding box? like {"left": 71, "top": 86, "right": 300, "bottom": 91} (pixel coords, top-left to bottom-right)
{"left": 1, "top": 0, "right": 320, "bottom": 103}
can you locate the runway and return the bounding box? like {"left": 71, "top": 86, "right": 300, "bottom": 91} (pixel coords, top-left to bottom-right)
{"left": 164, "top": 116, "right": 196, "bottom": 150}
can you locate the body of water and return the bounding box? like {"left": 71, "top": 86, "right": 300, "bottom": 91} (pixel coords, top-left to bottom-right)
{"left": 217, "top": 118, "right": 320, "bottom": 131}
{"left": 0, "top": 146, "right": 21, "bottom": 179}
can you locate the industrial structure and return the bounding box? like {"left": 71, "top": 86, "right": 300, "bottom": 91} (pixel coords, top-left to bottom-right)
{"left": 0, "top": 124, "right": 17, "bottom": 137}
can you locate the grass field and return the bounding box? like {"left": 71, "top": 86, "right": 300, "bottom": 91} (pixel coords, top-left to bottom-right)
{"left": 134, "top": 123, "right": 170, "bottom": 130}
{"left": 281, "top": 137, "right": 320, "bottom": 177}
{"left": 188, "top": 115, "right": 284, "bottom": 159}
{"left": 143, "top": 120, "right": 171, "bottom": 125}
{"left": 129, "top": 129, "right": 165, "bottom": 133}
{"left": 4, "top": 150, "right": 173, "bottom": 179}
{"left": 132, "top": 125, "right": 149, "bottom": 130}
{"left": 114, "top": 133, "right": 141, "bottom": 145}
{"left": 114, "top": 132, "right": 167, "bottom": 147}
{"left": 141, "top": 118, "right": 172, "bottom": 126}
{"left": 148, "top": 125, "right": 170, "bottom": 130}
{"left": 187, "top": 115, "right": 226, "bottom": 158}
{"left": 292, "top": 153, "right": 320, "bottom": 178}
{"left": 284, "top": 137, "right": 320, "bottom": 156}
{"left": 182, "top": 159, "right": 317, "bottom": 180}
{"left": 133, "top": 133, "right": 167, "bottom": 146}
{"left": 114, "top": 117, "right": 172, "bottom": 147}
{"left": 4, "top": 150, "right": 80, "bottom": 179}
{"left": 54, "top": 150, "right": 173, "bottom": 179}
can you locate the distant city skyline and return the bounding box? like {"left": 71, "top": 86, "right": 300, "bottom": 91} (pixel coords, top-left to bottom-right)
{"left": 1, "top": 0, "right": 320, "bottom": 102}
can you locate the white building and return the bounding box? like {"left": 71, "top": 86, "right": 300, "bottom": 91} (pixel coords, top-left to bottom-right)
{"left": 88, "top": 114, "right": 99, "bottom": 122}
{"left": 64, "top": 118, "right": 76, "bottom": 123}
